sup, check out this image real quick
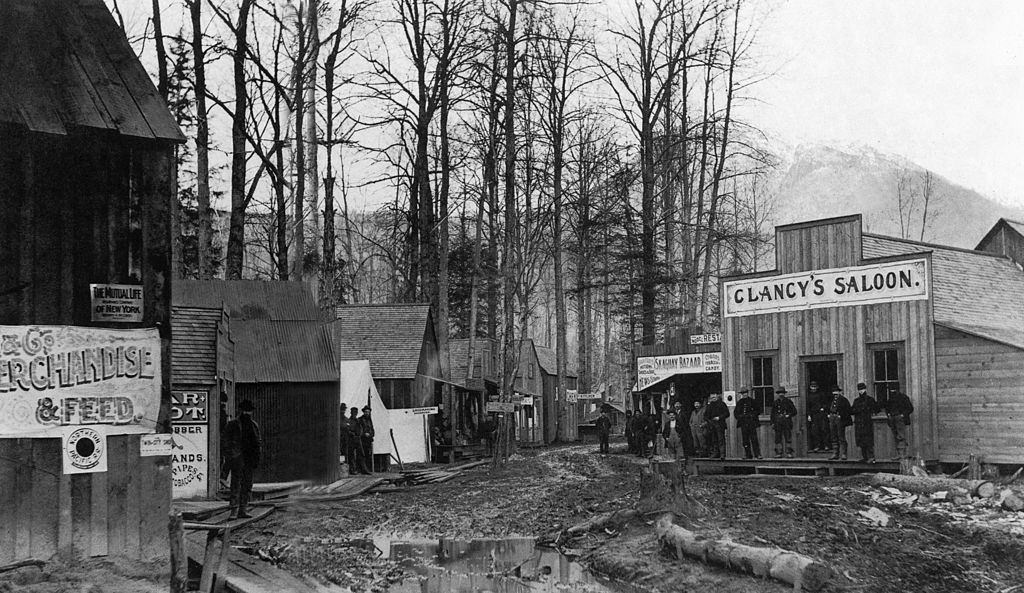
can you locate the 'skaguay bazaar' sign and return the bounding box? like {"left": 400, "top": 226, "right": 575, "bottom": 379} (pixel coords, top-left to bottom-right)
{"left": 636, "top": 352, "right": 722, "bottom": 391}
{"left": 0, "top": 325, "right": 161, "bottom": 438}
{"left": 722, "top": 258, "right": 929, "bottom": 318}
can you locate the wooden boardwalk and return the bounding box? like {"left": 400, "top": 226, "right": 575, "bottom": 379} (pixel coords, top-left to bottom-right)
{"left": 694, "top": 457, "right": 903, "bottom": 477}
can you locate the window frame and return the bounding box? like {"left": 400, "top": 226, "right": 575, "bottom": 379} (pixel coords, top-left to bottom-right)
{"left": 747, "top": 350, "right": 779, "bottom": 416}
{"left": 868, "top": 341, "right": 905, "bottom": 410}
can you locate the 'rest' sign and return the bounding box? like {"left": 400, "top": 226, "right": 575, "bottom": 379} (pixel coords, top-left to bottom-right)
{"left": 722, "top": 258, "right": 929, "bottom": 318}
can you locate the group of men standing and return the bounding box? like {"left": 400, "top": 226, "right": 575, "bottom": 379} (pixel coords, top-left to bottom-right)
{"left": 616, "top": 381, "right": 915, "bottom": 462}
{"left": 339, "top": 402, "right": 376, "bottom": 474}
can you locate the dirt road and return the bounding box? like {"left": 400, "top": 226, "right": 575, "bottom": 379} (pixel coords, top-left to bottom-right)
{"left": 239, "top": 443, "right": 1024, "bottom": 592}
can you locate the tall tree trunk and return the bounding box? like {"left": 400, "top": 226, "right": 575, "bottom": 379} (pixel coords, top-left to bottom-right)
{"left": 305, "top": 0, "right": 321, "bottom": 277}
{"left": 225, "top": 0, "right": 254, "bottom": 280}
{"left": 484, "top": 37, "right": 501, "bottom": 340}
{"left": 190, "top": 0, "right": 213, "bottom": 279}
{"left": 553, "top": 118, "right": 568, "bottom": 442}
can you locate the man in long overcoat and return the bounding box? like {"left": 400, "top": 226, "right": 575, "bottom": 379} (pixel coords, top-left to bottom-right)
{"left": 359, "top": 406, "right": 376, "bottom": 473}
{"left": 770, "top": 386, "right": 796, "bottom": 458}
{"left": 224, "top": 400, "right": 261, "bottom": 519}
{"left": 851, "top": 382, "right": 879, "bottom": 462}
{"left": 735, "top": 388, "right": 762, "bottom": 459}
{"left": 705, "top": 393, "right": 730, "bottom": 460}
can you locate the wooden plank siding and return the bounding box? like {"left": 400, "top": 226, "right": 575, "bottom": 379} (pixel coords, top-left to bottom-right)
{"left": 934, "top": 325, "right": 1024, "bottom": 463}
{"left": 0, "top": 130, "right": 174, "bottom": 563}
{"left": 722, "top": 216, "right": 938, "bottom": 460}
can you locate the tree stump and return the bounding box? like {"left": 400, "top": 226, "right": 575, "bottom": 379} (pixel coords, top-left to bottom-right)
{"left": 638, "top": 460, "right": 703, "bottom": 517}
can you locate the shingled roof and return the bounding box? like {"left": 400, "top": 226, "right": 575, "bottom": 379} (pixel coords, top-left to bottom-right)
{"left": 0, "top": 0, "right": 183, "bottom": 141}
{"left": 534, "top": 344, "right": 578, "bottom": 378}
{"left": 173, "top": 280, "right": 321, "bottom": 321}
{"left": 862, "top": 234, "right": 1024, "bottom": 350}
{"left": 233, "top": 320, "right": 337, "bottom": 383}
{"left": 333, "top": 304, "right": 434, "bottom": 379}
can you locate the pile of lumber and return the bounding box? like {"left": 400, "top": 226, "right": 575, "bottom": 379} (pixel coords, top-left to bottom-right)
{"left": 401, "top": 460, "right": 489, "bottom": 486}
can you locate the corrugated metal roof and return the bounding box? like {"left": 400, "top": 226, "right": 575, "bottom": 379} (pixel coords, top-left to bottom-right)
{"left": 0, "top": 0, "right": 183, "bottom": 141}
{"left": 173, "top": 280, "right": 322, "bottom": 321}
{"left": 333, "top": 304, "right": 432, "bottom": 379}
{"left": 862, "top": 234, "right": 1024, "bottom": 350}
{"left": 171, "top": 306, "right": 221, "bottom": 385}
{"left": 233, "top": 320, "right": 338, "bottom": 383}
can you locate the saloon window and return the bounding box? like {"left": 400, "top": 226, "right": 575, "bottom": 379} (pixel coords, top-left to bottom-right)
{"left": 870, "top": 344, "right": 903, "bottom": 408}
{"left": 751, "top": 355, "right": 775, "bottom": 413}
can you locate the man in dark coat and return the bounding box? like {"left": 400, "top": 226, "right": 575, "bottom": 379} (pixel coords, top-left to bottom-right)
{"left": 886, "top": 389, "right": 914, "bottom": 459}
{"left": 348, "top": 407, "right": 369, "bottom": 474}
{"left": 596, "top": 409, "right": 612, "bottom": 454}
{"left": 827, "top": 386, "right": 852, "bottom": 460}
{"left": 735, "top": 387, "right": 762, "bottom": 459}
{"left": 339, "top": 402, "right": 353, "bottom": 470}
{"left": 633, "top": 410, "right": 650, "bottom": 458}
{"left": 771, "top": 386, "right": 796, "bottom": 458}
{"left": 851, "top": 382, "right": 879, "bottom": 462}
{"left": 807, "top": 381, "right": 830, "bottom": 452}
{"left": 359, "top": 406, "right": 376, "bottom": 473}
{"left": 624, "top": 410, "right": 635, "bottom": 454}
{"left": 224, "top": 400, "right": 261, "bottom": 519}
{"left": 672, "top": 400, "right": 693, "bottom": 458}
{"left": 689, "top": 400, "right": 707, "bottom": 457}
{"left": 705, "top": 393, "right": 730, "bottom": 460}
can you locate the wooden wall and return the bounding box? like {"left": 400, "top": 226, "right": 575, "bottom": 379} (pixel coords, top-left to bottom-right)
{"left": 722, "top": 216, "right": 938, "bottom": 460}
{"left": 0, "top": 130, "right": 173, "bottom": 562}
{"left": 934, "top": 325, "right": 1024, "bottom": 463}
{"left": 977, "top": 222, "right": 1024, "bottom": 269}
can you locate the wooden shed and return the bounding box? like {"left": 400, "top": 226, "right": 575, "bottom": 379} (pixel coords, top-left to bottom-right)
{"left": 0, "top": 0, "right": 182, "bottom": 563}
{"left": 333, "top": 304, "right": 443, "bottom": 410}
{"left": 720, "top": 214, "right": 1024, "bottom": 464}
{"left": 174, "top": 281, "right": 340, "bottom": 484}
{"left": 534, "top": 344, "right": 579, "bottom": 443}
{"left": 976, "top": 218, "right": 1024, "bottom": 268}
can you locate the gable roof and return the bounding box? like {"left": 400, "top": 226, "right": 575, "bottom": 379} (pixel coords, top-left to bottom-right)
{"left": 862, "top": 233, "right": 1024, "bottom": 350}
{"left": 975, "top": 218, "right": 1024, "bottom": 251}
{"left": 173, "top": 280, "right": 321, "bottom": 321}
{"left": 534, "top": 344, "right": 578, "bottom": 378}
{"left": 448, "top": 337, "right": 499, "bottom": 384}
{"left": 333, "top": 304, "right": 433, "bottom": 379}
{"left": 233, "top": 320, "right": 337, "bottom": 383}
{"left": 0, "top": 0, "right": 183, "bottom": 141}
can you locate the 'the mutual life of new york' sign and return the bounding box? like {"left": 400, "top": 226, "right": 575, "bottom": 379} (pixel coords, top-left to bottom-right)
{"left": 722, "top": 258, "right": 929, "bottom": 318}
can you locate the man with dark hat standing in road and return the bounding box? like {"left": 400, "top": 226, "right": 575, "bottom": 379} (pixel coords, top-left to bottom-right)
{"left": 827, "top": 386, "right": 852, "bottom": 460}
{"left": 706, "top": 393, "right": 730, "bottom": 460}
{"left": 596, "top": 408, "right": 612, "bottom": 454}
{"left": 358, "top": 405, "right": 376, "bottom": 473}
{"left": 735, "top": 387, "right": 762, "bottom": 459}
{"left": 886, "top": 388, "right": 914, "bottom": 459}
{"left": 224, "top": 400, "right": 261, "bottom": 519}
{"left": 771, "top": 386, "right": 797, "bottom": 458}
{"left": 851, "top": 382, "right": 879, "bottom": 462}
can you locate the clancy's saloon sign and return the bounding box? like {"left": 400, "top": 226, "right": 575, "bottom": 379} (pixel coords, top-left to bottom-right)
{"left": 723, "top": 258, "right": 929, "bottom": 318}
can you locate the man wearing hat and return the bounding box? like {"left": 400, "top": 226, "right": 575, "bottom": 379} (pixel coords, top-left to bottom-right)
{"left": 349, "top": 406, "right": 369, "bottom": 474}
{"left": 734, "top": 387, "right": 762, "bottom": 459}
{"left": 689, "top": 399, "right": 707, "bottom": 457}
{"left": 770, "top": 386, "right": 797, "bottom": 458}
{"left": 358, "top": 405, "right": 376, "bottom": 473}
{"left": 826, "top": 386, "right": 852, "bottom": 460}
{"left": 224, "top": 400, "right": 261, "bottom": 519}
{"left": 851, "top": 382, "right": 880, "bottom": 462}
{"left": 885, "top": 388, "right": 914, "bottom": 459}
{"left": 807, "top": 381, "right": 829, "bottom": 452}
{"left": 705, "top": 393, "right": 730, "bottom": 460}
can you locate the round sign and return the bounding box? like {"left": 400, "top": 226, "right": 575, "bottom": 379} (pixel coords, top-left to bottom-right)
{"left": 65, "top": 427, "right": 104, "bottom": 471}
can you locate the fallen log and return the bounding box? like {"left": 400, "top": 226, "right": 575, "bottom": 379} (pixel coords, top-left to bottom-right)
{"left": 870, "top": 473, "right": 995, "bottom": 499}
{"left": 656, "top": 515, "right": 833, "bottom": 591}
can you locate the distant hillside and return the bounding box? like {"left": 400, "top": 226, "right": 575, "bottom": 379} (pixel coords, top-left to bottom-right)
{"left": 769, "top": 144, "right": 1024, "bottom": 249}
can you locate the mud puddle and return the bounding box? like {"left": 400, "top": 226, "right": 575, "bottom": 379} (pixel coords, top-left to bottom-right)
{"left": 373, "top": 536, "right": 637, "bottom": 592}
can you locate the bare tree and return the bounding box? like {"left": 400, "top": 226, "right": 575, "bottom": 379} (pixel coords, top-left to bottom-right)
{"left": 225, "top": 0, "right": 255, "bottom": 280}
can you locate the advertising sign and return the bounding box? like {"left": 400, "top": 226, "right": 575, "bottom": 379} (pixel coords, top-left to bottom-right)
{"left": 0, "top": 325, "right": 160, "bottom": 438}
{"left": 62, "top": 426, "right": 108, "bottom": 474}
{"left": 409, "top": 406, "right": 439, "bottom": 415}
{"left": 722, "top": 258, "right": 929, "bottom": 318}
{"left": 520, "top": 395, "right": 534, "bottom": 406}
{"left": 636, "top": 352, "right": 722, "bottom": 391}
{"left": 689, "top": 333, "right": 721, "bottom": 345}
{"left": 140, "top": 433, "right": 174, "bottom": 457}
{"left": 172, "top": 424, "right": 208, "bottom": 498}
{"left": 486, "top": 401, "right": 516, "bottom": 413}
{"left": 90, "top": 284, "right": 144, "bottom": 323}
{"left": 172, "top": 390, "right": 209, "bottom": 423}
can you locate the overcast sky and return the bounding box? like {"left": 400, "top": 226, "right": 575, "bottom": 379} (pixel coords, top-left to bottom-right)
{"left": 751, "top": 0, "right": 1024, "bottom": 208}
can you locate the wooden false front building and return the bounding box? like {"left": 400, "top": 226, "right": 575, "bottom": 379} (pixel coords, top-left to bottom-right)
{"left": 720, "top": 214, "right": 1024, "bottom": 465}
{"left": 0, "top": 0, "right": 183, "bottom": 563}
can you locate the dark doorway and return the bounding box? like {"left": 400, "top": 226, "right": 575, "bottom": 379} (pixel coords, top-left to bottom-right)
{"left": 805, "top": 360, "right": 839, "bottom": 393}
{"left": 802, "top": 358, "right": 841, "bottom": 454}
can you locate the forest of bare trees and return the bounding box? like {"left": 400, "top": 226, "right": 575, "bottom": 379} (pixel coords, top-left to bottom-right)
{"left": 124, "top": 0, "right": 778, "bottom": 455}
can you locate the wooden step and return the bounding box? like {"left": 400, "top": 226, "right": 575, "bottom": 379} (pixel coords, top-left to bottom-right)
{"left": 755, "top": 465, "right": 828, "bottom": 477}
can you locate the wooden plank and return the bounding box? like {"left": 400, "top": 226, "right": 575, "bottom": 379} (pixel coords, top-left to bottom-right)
{"left": 0, "top": 441, "right": 17, "bottom": 564}
{"left": 123, "top": 437, "right": 142, "bottom": 558}
{"left": 30, "top": 440, "right": 60, "bottom": 560}
{"left": 90, "top": 468, "right": 109, "bottom": 557}
{"left": 70, "top": 473, "right": 91, "bottom": 558}
{"left": 105, "top": 435, "right": 128, "bottom": 556}
{"left": 0, "top": 1, "right": 67, "bottom": 135}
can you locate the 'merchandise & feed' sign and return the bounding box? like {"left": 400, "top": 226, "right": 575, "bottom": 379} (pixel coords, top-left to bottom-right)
{"left": 722, "top": 258, "right": 929, "bottom": 318}
{"left": 0, "top": 325, "right": 160, "bottom": 438}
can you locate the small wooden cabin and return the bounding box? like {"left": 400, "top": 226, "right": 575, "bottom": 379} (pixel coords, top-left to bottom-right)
{"left": 333, "top": 304, "right": 443, "bottom": 410}
{"left": 720, "top": 214, "right": 1024, "bottom": 464}
{"left": 448, "top": 337, "right": 500, "bottom": 452}
{"left": 535, "top": 345, "right": 579, "bottom": 442}
{"left": 0, "top": 0, "right": 182, "bottom": 563}
{"left": 515, "top": 340, "right": 544, "bottom": 445}
{"left": 976, "top": 218, "right": 1024, "bottom": 268}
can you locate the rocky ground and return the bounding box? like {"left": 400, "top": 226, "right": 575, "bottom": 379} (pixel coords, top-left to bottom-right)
{"left": 235, "top": 442, "right": 1024, "bottom": 593}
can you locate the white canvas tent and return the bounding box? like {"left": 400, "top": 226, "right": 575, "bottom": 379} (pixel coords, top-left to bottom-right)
{"left": 338, "top": 360, "right": 431, "bottom": 464}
